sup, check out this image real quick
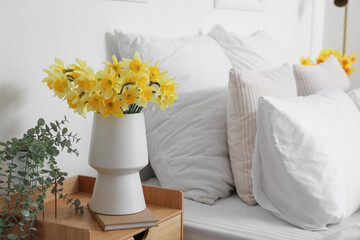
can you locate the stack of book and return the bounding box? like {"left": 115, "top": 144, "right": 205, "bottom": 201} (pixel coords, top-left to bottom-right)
{"left": 88, "top": 204, "right": 159, "bottom": 231}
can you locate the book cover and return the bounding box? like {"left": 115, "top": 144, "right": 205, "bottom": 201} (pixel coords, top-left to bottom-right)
{"left": 88, "top": 204, "right": 159, "bottom": 231}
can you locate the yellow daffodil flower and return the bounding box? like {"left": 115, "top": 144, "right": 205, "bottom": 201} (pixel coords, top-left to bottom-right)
{"left": 65, "top": 91, "right": 88, "bottom": 118}
{"left": 52, "top": 73, "right": 72, "bottom": 99}
{"left": 350, "top": 53, "right": 357, "bottom": 63}
{"left": 155, "top": 77, "right": 178, "bottom": 111}
{"left": 121, "top": 86, "right": 138, "bottom": 111}
{"left": 300, "top": 57, "right": 311, "bottom": 65}
{"left": 137, "top": 86, "right": 156, "bottom": 108}
{"left": 123, "top": 51, "right": 149, "bottom": 76}
{"left": 87, "top": 93, "right": 105, "bottom": 114}
{"left": 104, "top": 55, "right": 123, "bottom": 76}
{"left": 136, "top": 75, "right": 148, "bottom": 86}
{"left": 49, "top": 58, "right": 66, "bottom": 73}
{"left": 103, "top": 96, "right": 123, "bottom": 118}
{"left": 316, "top": 57, "right": 325, "bottom": 64}
{"left": 97, "top": 68, "right": 121, "bottom": 99}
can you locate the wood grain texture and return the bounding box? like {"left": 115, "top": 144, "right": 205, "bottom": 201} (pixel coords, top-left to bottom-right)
{"left": 145, "top": 214, "right": 181, "bottom": 240}
{"left": 142, "top": 185, "right": 183, "bottom": 210}
{"left": 35, "top": 175, "right": 183, "bottom": 240}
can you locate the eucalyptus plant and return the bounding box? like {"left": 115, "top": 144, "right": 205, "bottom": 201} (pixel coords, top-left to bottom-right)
{"left": 0, "top": 117, "right": 84, "bottom": 240}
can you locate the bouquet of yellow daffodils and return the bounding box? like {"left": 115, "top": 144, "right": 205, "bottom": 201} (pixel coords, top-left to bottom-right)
{"left": 300, "top": 49, "right": 357, "bottom": 76}
{"left": 42, "top": 52, "right": 178, "bottom": 118}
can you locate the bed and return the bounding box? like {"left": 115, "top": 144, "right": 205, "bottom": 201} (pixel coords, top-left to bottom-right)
{"left": 143, "top": 178, "right": 360, "bottom": 240}
{"left": 113, "top": 2, "right": 360, "bottom": 239}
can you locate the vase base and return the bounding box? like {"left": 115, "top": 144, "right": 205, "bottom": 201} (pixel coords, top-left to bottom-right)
{"left": 90, "top": 172, "right": 146, "bottom": 215}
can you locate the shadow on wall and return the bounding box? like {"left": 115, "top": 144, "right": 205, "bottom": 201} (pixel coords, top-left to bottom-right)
{"left": 105, "top": 32, "right": 120, "bottom": 61}
{"left": 0, "top": 82, "right": 23, "bottom": 142}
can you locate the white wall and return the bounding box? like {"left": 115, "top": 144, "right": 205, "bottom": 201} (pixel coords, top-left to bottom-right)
{"left": 0, "top": 0, "right": 322, "bottom": 177}
{"left": 322, "top": 0, "right": 360, "bottom": 87}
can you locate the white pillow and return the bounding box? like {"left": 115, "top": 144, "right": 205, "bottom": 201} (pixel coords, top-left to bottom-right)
{"left": 242, "top": 29, "right": 292, "bottom": 68}
{"left": 114, "top": 30, "right": 234, "bottom": 204}
{"left": 348, "top": 88, "right": 360, "bottom": 111}
{"left": 252, "top": 87, "right": 360, "bottom": 230}
{"left": 293, "top": 55, "right": 350, "bottom": 96}
{"left": 227, "top": 64, "right": 297, "bottom": 206}
{"left": 208, "top": 25, "right": 290, "bottom": 70}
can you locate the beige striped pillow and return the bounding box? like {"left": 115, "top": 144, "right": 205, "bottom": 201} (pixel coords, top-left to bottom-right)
{"left": 227, "top": 65, "right": 297, "bottom": 205}
{"left": 293, "top": 55, "right": 350, "bottom": 96}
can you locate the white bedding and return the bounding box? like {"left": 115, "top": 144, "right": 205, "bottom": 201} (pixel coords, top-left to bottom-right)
{"left": 143, "top": 178, "right": 360, "bottom": 240}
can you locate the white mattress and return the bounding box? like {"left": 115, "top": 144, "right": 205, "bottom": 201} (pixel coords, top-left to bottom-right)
{"left": 143, "top": 178, "right": 360, "bottom": 240}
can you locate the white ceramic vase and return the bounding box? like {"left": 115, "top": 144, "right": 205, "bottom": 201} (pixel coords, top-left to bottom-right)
{"left": 88, "top": 112, "right": 148, "bottom": 215}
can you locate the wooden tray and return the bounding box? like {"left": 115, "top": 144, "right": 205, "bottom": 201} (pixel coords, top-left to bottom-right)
{"left": 32, "top": 175, "right": 184, "bottom": 240}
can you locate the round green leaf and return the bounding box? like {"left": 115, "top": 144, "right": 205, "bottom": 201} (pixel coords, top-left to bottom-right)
{"left": 21, "top": 209, "right": 30, "bottom": 217}
{"left": 50, "top": 172, "right": 58, "bottom": 179}
{"left": 7, "top": 233, "right": 19, "bottom": 240}
{"left": 37, "top": 118, "right": 45, "bottom": 126}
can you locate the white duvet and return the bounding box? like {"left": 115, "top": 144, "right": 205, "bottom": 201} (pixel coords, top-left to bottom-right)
{"left": 144, "top": 178, "right": 360, "bottom": 240}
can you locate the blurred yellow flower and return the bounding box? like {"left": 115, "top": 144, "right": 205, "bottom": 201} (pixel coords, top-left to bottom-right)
{"left": 300, "top": 49, "right": 357, "bottom": 76}
{"left": 300, "top": 57, "right": 311, "bottom": 65}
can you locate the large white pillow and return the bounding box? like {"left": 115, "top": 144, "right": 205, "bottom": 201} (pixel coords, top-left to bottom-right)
{"left": 252, "top": 87, "right": 360, "bottom": 230}
{"left": 227, "top": 65, "right": 297, "bottom": 206}
{"left": 293, "top": 55, "right": 350, "bottom": 96}
{"left": 114, "top": 30, "right": 234, "bottom": 204}
{"left": 348, "top": 88, "right": 360, "bottom": 111}
{"left": 208, "top": 25, "right": 290, "bottom": 70}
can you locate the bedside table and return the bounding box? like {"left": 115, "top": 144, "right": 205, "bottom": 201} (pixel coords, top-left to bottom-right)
{"left": 36, "top": 175, "right": 184, "bottom": 240}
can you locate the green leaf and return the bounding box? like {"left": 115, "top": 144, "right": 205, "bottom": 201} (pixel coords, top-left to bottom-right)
{"left": 38, "top": 204, "right": 44, "bottom": 211}
{"left": 29, "top": 202, "right": 38, "bottom": 207}
{"left": 0, "top": 218, "right": 7, "bottom": 227}
{"left": 37, "top": 118, "right": 45, "bottom": 126}
{"left": 29, "top": 144, "right": 39, "bottom": 154}
{"left": 37, "top": 178, "right": 44, "bottom": 184}
{"left": 17, "top": 171, "right": 27, "bottom": 177}
{"left": 74, "top": 199, "right": 80, "bottom": 207}
{"left": 6, "top": 163, "right": 17, "bottom": 169}
{"left": 62, "top": 128, "right": 68, "bottom": 134}
{"left": 23, "top": 179, "right": 31, "bottom": 187}
{"left": 0, "top": 142, "right": 6, "bottom": 146}
{"left": 50, "top": 123, "right": 57, "bottom": 132}
{"left": 21, "top": 209, "right": 30, "bottom": 217}
{"left": 27, "top": 129, "right": 34, "bottom": 135}
{"left": 7, "top": 233, "right": 19, "bottom": 240}
{"left": 50, "top": 172, "right": 58, "bottom": 179}
{"left": 45, "top": 177, "right": 52, "bottom": 185}
{"left": 46, "top": 148, "right": 54, "bottom": 155}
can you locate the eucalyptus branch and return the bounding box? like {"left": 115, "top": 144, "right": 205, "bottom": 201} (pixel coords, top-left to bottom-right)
{"left": 0, "top": 117, "right": 83, "bottom": 239}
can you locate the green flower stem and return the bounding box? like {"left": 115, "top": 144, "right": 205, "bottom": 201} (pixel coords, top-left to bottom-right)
{"left": 119, "top": 82, "right": 135, "bottom": 95}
